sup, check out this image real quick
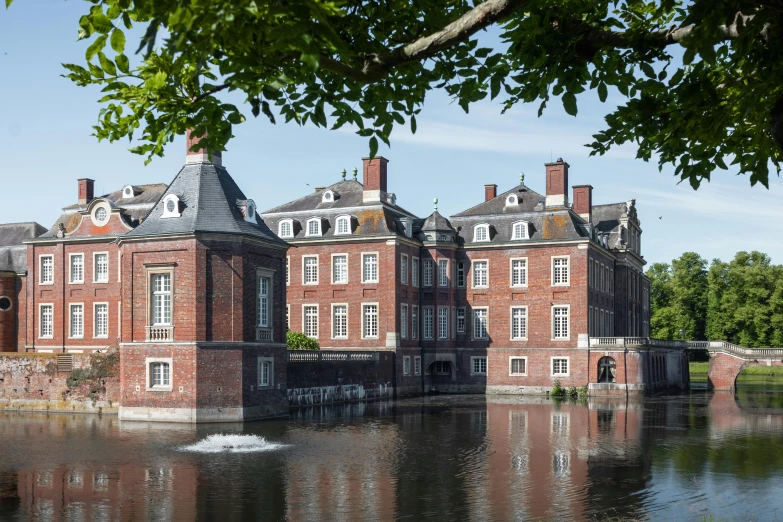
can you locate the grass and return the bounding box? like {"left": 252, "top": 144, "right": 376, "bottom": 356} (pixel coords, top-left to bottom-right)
{"left": 690, "top": 361, "right": 783, "bottom": 376}
{"left": 690, "top": 362, "right": 709, "bottom": 374}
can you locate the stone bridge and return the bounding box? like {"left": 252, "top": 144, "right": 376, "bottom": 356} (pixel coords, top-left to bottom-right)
{"left": 687, "top": 341, "right": 783, "bottom": 391}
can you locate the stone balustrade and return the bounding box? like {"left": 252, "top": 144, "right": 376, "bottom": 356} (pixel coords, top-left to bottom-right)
{"left": 145, "top": 326, "right": 174, "bottom": 342}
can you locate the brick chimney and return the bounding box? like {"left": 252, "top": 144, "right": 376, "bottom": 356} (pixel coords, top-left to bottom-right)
{"left": 77, "top": 178, "right": 94, "bottom": 206}
{"left": 545, "top": 158, "right": 569, "bottom": 207}
{"left": 572, "top": 185, "right": 593, "bottom": 221}
{"left": 185, "top": 129, "right": 223, "bottom": 166}
{"left": 362, "top": 156, "right": 389, "bottom": 203}
{"left": 484, "top": 184, "right": 497, "bottom": 202}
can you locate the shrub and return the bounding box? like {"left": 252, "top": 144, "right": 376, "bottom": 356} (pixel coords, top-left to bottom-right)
{"left": 286, "top": 331, "right": 320, "bottom": 350}
{"left": 552, "top": 380, "right": 566, "bottom": 397}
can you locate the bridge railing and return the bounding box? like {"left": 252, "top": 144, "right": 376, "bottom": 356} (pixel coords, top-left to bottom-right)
{"left": 287, "top": 351, "right": 381, "bottom": 363}
{"left": 589, "top": 337, "right": 687, "bottom": 350}
{"left": 688, "top": 341, "right": 783, "bottom": 359}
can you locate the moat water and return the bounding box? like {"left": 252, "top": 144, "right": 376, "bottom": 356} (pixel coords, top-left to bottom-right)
{"left": 2, "top": 378, "right": 783, "bottom": 521}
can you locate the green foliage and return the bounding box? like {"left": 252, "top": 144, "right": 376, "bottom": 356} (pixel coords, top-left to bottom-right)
{"left": 65, "top": 351, "right": 119, "bottom": 391}
{"left": 552, "top": 379, "right": 565, "bottom": 397}
{"left": 551, "top": 380, "right": 580, "bottom": 399}
{"left": 286, "top": 331, "right": 320, "bottom": 351}
{"left": 4, "top": 0, "right": 783, "bottom": 185}
{"left": 648, "top": 252, "right": 708, "bottom": 340}
{"left": 689, "top": 361, "right": 709, "bottom": 374}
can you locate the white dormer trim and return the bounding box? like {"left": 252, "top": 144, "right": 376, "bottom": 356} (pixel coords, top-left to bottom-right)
{"left": 90, "top": 200, "right": 112, "bottom": 227}
{"left": 244, "top": 199, "right": 257, "bottom": 224}
{"left": 506, "top": 194, "right": 519, "bottom": 207}
{"left": 387, "top": 193, "right": 397, "bottom": 206}
{"left": 161, "top": 194, "right": 181, "bottom": 219}
{"left": 278, "top": 219, "right": 294, "bottom": 238}
{"left": 335, "top": 215, "right": 352, "bottom": 235}
{"left": 305, "top": 218, "right": 322, "bottom": 237}
{"left": 322, "top": 190, "right": 338, "bottom": 204}
{"left": 474, "top": 223, "right": 490, "bottom": 243}
{"left": 121, "top": 185, "right": 136, "bottom": 199}
{"left": 512, "top": 221, "right": 530, "bottom": 240}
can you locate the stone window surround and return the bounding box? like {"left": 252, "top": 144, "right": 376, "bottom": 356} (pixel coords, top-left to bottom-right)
{"left": 400, "top": 254, "right": 408, "bottom": 285}
{"left": 470, "top": 355, "right": 488, "bottom": 375}
{"left": 510, "top": 305, "right": 528, "bottom": 341}
{"left": 551, "top": 356, "right": 570, "bottom": 377}
{"left": 411, "top": 257, "right": 420, "bottom": 288}
{"left": 69, "top": 253, "right": 85, "bottom": 285}
{"left": 438, "top": 258, "right": 449, "bottom": 287}
{"left": 38, "top": 303, "right": 54, "bottom": 339}
{"left": 91, "top": 200, "right": 112, "bottom": 226}
{"left": 305, "top": 217, "right": 322, "bottom": 237}
{"left": 400, "top": 303, "right": 408, "bottom": 339}
{"left": 509, "top": 257, "right": 529, "bottom": 288}
{"left": 302, "top": 254, "right": 319, "bottom": 286}
{"left": 551, "top": 304, "right": 570, "bottom": 341}
{"left": 509, "top": 356, "right": 528, "bottom": 376}
{"left": 144, "top": 263, "right": 175, "bottom": 342}
{"left": 256, "top": 267, "right": 276, "bottom": 339}
{"left": 331, "top": 303, "right": 349, "bottom": 340}
{"left": 334, "top": 215, "right": 352, "bottom": 235}
{"left": 473, "top": 223, "right": 490, "bottom": 243}
{"left": 146, "top": 357, "right": 173, "bottom": 392}
{"left": 511, "top": 220, "right": 530, "bottom": 240}
{"left": 551, "top": 255, "right": 571, "bottom": 287}
{"left": 414, "top": 356, "right": 422, "bottom": 376}
{"left": 330, "top": 253, "right": 349, "bottom": 285}
{"left": 93, "top": 301, "right": 109, "bottom": 339}
{"left": 437, "top": 306, "right": 449, "bottom": 340}
{"left": 361, "top": 252, "right": 380, "bottom": 284}
{"left": 68, "top": 302, "right": 84, "bottom": 339}
{"left": 471, "top": 259, "right": 489, "bottom": 289}
{"left": 361, "top": 302, "right": 380, "bottom": 340}
{"left": 278, "top": 219, "right": 294, "bottom": 238}
{"left": 93, "top": 251, "right": 110, "bottom": 284}
{"left": 403, "top": 355, "right": 411, "bottom": 376}
{"left": 39, "top": 254, "right": 54, "bottom": 286}
{"left": 302, "top": 303, "right": 319, "bottom": 339}
{"left": 472, "top": 306, "right": 489, "bottom": 340}
{"left": 257, "top": 356, "right": 274, "bottom": 388}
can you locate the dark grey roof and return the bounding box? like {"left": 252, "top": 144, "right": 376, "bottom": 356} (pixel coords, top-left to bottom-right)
{"left": 592, "top": 203, "right": 627, "bottom": 249}
{"left": 421, "top": 211, "right": 456, "bottom": 233}
{"left": 0, "top": 245, "right": 27, "bottom": 273}
{"left": 451, "top": 209, "right": 587, "bottom": 244}
{"left": 125, "top": 162, "right": 285, "bottom": 244}
{"left": 0, "top": 222, "right": 46, "bottom": 247}
{"left": 452, "top": 184, "right": 545, "bottom": 217}
{"left": 265, "top": 180, "right": 365, "bottom": 213}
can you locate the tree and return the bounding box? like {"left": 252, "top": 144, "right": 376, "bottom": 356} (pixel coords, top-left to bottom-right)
{"left": 646, "top": 253, "right": 707, "bottom": 340}
{"left": 286, "top": 331, "right": 320, "bottom": 351}
{"left": 4, "top": 0, "right": 782, "bottom": 186}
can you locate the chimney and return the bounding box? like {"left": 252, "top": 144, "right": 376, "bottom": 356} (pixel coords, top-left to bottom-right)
{"left": 185, "top": 129, "right": 223, "bottom": 167}
{"left": 545, "top": 158, "right": 569, "bottom": 207}
{"left": 573, "top": 185, "right": 593, "bottom": 222}
{"left": 484, "top": 184, "right": 497, "bottom": 202}
{"left": 77, "top": 178, "right": 94, "bottom": 206}
{"left": 362, "top": 156, "right": 389, "bottom": 203}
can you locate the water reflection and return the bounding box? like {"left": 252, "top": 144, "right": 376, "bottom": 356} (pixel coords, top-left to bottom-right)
{"left": 1, "top": 391, "right": 783, "bottom": 521}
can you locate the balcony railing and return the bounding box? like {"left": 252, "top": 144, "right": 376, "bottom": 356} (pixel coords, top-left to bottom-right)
{"left": 146, "top": 325, "right": 174, "bottom": 342}
{"left": 288, "top": 351, "right": 380, "bottom": 363}
{"left": 256, "top": 327, "right": 273, "bottom": 342}
{"left": 589, "top": 337, "right": 687, "bottom": 350}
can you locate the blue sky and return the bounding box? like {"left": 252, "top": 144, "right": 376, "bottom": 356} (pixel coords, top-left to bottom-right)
{"left": 1, "top": 1, "right": 780, "bottom": 267}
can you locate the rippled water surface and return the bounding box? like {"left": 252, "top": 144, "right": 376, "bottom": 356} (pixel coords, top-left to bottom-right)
{"left": 3, "top": 386, "right": 783, "bottom": 521}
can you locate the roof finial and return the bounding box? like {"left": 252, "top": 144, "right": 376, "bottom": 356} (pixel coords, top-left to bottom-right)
{"left": 341, "top": 168, "right": 346, "bottom": 180}
{"left": 520, "top": 172, "right": 525, "bottom": 185}
{"left": 352, "top": 167, "right": 358, "bottom": 180}
{"left": 433, "top": 197, "right": 438, "bottom": 212}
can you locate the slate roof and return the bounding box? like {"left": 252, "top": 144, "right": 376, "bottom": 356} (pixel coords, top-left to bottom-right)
{"left": 0, "top": 222, "right": 46, "bottom": 272}
{"left": 126, "top": 162, "right": 285, "bottom": 244}
{"left": 452, "top": 184, "right": 545, "bottom": 217}
{"left": 421, "top": 211, "right": 456, "bottom": 233}
{"left": 592, "top": 203, "right": 628, "bottom": 249}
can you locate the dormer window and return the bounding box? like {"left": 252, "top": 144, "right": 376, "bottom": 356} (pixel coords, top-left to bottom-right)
{"left": 91, "top": 202, "right": 111, "bottom": 226}
{"left": 512, "top": 221, "right": 530, "bottom": 240}
{"left": 506, "top": 194, "right": 518, "bottom": 206}
{"left": 400, "top": 218, "right": 413, "bottom": 238}
{"left": 335, "top": 216, "right": 351, "bottom": 235}
{"left": 306, "top": 218, "right": 322, "bottom": 237}
{"left": 278, "top": 219, "right": 294, "bottom": 238}
{"left": 474, "top": 224, "right": 490, "bottom": 242}
{"left": 387, "top": 193, "right": 397, "bottom": 206}
{"left": 121, "top": 185, "right": 136, "bottom": 199}
{"left": 161, "top": 194, "right": 181, "bottom": 219}
{"left": 244, "top": 200, "right": 257, "bottom": 224}
{"left": 322, "top": 190, "right": 338, "bottom": 204}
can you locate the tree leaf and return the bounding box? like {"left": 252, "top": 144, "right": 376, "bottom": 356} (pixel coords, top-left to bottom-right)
{"left": 562, "top": 92, "right": 577, "bottom": 116}
{"left": 369, "top": 136, "right": 378, "bottom": 158}
{"left": 410, "top": 114, "right": 417, "bottom": 134}
{"left": 85, "top": 34, "right": 107, "bottom": 62}
{"left": 597, "top": 82, "right": 607, "bottom": 103}
{"left": 115, "top": 53, "right": 129, "bottom": 74}
{"left": 110, "top": 29, "right": 125, "bottom": 53}
{"left": 98, "top": 52, "right": 116, "bottom": 76}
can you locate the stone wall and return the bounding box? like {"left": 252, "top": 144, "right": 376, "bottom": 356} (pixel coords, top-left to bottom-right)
{"left": 0, "top": 352, "right": 119, "bottom": 414}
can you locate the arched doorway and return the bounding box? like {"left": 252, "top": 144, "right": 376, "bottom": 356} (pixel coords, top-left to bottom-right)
{"left": 598, "top": 356, "right": 617, "bottom": 383}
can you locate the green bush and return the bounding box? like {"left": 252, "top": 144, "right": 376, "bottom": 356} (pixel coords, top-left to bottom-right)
{"left": 286, "top": 331, "right": 320, "bottom": 350}
{"left": 552, "top": 380, "right": 566, "bottom": 397}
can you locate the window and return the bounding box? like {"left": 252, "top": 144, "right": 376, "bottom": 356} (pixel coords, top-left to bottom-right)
{"left": 510, "top": 259, "right": 527, "bottom": 287}
{"left": 610, "top": 269, "right": 614, "bottom": 293}
{"left": 438, "top": 307, "right": 448, "bottom": 339}
{"left": 600, "top": 263, "right": 605, "bottom": 292}
{"left": 258, "top": 275, "right": 270, "bottom": 327}
{"left": 412, "top": 258, "right": 420, "bottom": 287}
{"left": 70, "top": 254, "right": 84, "bottom": 284}
{"left": 473, "top": 260, "right": 488, "bottom": 288}
{"left": 363, "top": 304, "right": 378, "bottom": 338}
{"left": 511, "top": 307, "right": 527, "bottom": 340}
{"left": 258, "top": 357, "right": 274, "bottom": 387}
{"left": 332, "top": 254, "right": 348, "bottom": 284}
{"left": 306, "top": 218, "right": 321, "bottom": 236}
{"left": 335, "top": 216, "right": 351, "bottom": 235}
{"left": 438, "top": 259, "right": 449, "bottom": 287}
{"left": 362, "top": 253, "right": 378, "bottom": 283}
{"left": 94, "top": 253, "right": 109, "bottom": 283}
{"left": 423, "top": 307, "right": 434, "bottom": 339}
{"left": 286, "top": 304, "right": 290, "bottom": 329}
{"left": 512, "top": 221, "right": 529, "bottom": 240}
{"left": 94, "top": 303, "right": 108, "bottom": 338}
{"left": 412, "top": 306, "right": 419, "bottom": 339}
{"left": 279, "top": 220, "right": 294, "bottom": 238}
{"left": 148, "top": 360, "right": 171, "bottom": 390}
{"left": 161, "top": 194, "right": 181, "bottom": 218}
{"left": 94, "top": 206, "right": 108, "bottom": 223}
{"left": 401, "top": 304, "right": 408, "bottom": 339}
{"left": 433, "top": 361, "right": 450, "bottom": 375}
{"left": 589, "top": 258, "right": 594, "bottom": 288}
{"left": 303, "top": 256, "right": 319, "bottom": 285}
{"left": 332, "top": 305, "right": 347, "bottom": 339}
{"left": 403, "top": 356, "right": 411, "bottom": 376}
{"left": 474, "top": 224, "right": 490, "bottom": 242}
{"left": 471, "top": 356, "right": 487, "bottom": 375}
{"left": 552, "top": 257, "right": 569, "bottom": 286}
{"left": 40, "top": 304, "right": 53, "bottom": 338}
{"left": 473, "top": 308, "right": 488, "bottom": 339}
{"left": 456, "top": 262, "right": 465, "bottom": 287}
{"left": 304, "top": 305, "right": 318, "bottom": 338}
{"left": 600, "top": 309, "right": 605, "bottom": 336}
{"left": 40, "top": 256, "right": 54, "bottom": 285}
{"left": 509, "top": 357, "right": 527, "bottom": 376}
{"left": 70, "top": 304, "right": 84, "bottom": 338}
{"left": 423, "top": 260, "right": 433, "bottom": 287}
{"left": 401, "top": 255, "right": 408, "bottom": 284}
{"left": 151, "top": 273, "right": 171, "bottom": 325}
{"left": 414, "top": 356, "right": 421, "bottom": 376}
{"left": 552, "top": 357, "right": 569, "bottom": 376}
{"left": 456, "top": 308, "right": 466, "bottom": 333}
{"left": 553, "top": 306, "right": 569, "bottom": 339}
{"left": 286, "top": 256, "right": 290, "bottom": 285}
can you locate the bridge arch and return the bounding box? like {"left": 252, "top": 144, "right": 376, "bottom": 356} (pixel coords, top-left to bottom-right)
{"left": 706, "top": 345, "right": 783, "bottom": 391}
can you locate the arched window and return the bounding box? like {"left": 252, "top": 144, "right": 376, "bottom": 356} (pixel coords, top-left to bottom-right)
{"left": 474, "top": 224, "right": 490, "bottom": 242}
{"left": 278, "top": 219, "right": 294, "bottom": 238}
{"left": 506, "top": 194, "right": 518, "bottom": 206}
{"left": 161, "top": 194, "right": 181, "bottom": 218}
{"left": 306, "top": 218, "right": 322, "bottom": 237}
{"left": 598, "top": 356, "right": 616, "bottom": 383}
{"left": 512, "top": 221, "right": 529, "bottom": 240}
{"left": 335, "top": 216, "right": 351, "bottom": 235}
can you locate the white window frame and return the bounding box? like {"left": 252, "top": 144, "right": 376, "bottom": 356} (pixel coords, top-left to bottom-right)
{"left": 39, "top": 303, "right": 54, "bottom": 339}
{"left": 331, "top": 303, "right": 348, "bottom": 339}
{"left": 148, "top": 269, "right": 173, "bottom": 326}
{"left": 69, "top": 253, "right": 85, "bottom": 284}
{"left": 412, "top": 257, "right": 420, "bottom": 288}
{"left": 258, "top": 357, "right": 274, "bottom": 388}
{"left": 302, "top": 255, "right": 319, "bottom": 285}
{"left": 93, "top": 252, "right": 109, "bottom": 284}
{"left": 470, "top": 356, "right": 488, "bottom": 375}
{"left": 160, "top": 194, "right": 181, "bottom": 219}
{"left": 511, "top": 221, "right": 529, "bottom": 240}
{"left": 286, "top": 256, "right": 290, "bottom": 286}
{"left": 551, "top": 256, "right": 570, "bottom": 286}
{"left": 456, "top": 262, "right": 465, "bottom": 288}
{"left": 423, "top": 307, "right": 434, "bottom": 340}
{"left": 474, "top": 223, "right": 490, "bottom": 242}
{"left": 438, "top": 259, "right": 449, "bottom": 287}
{"left": 39, "top": 255, "right": 54, "bottom": 285}
{"left": 412, "top": 305, "right": 419, "bottom": 340}
{"left": 403, "top": 356, "right": 411, "bottom": 376}
{"left": 473, "top": 307, "right": 489, "bottom": 340}
{"left": 414, "top": 356, "right": 422, "bottom": 376}
{"left": 423, "top": 260, "right": 433, "bottom": 287}
{"left": 146, "top": 357, "right": 173, "bottom": 391}
{"left": 278, "top": 219, "right": 294, "bottom": 238}
{"left": 509, "top": 257, "right": 528, "bottom": 288}
{"left": 362, "top": 302, "right": 379, "bottom": 339}
{"left": 257, "top": 269, "right": 274, "bottom": 329}
{"left": 305, "top": 218, "right": 322, "bottom": 237}
{"left": 552, "top": 305, "right": 570, "bottom": 341}
{"left": 510, "top": 306, "right": 528, "bottom": 341}
{"left": 93, "top": 302, "right": 109, "bottom": 339}
{"left": 334, "top": 215, "right": 351, "bottom": 235}
{"left": 472, "top": 259, "right": 489, "bottom": 289}
{"left": 509, "top": 356, "right": 528, "bottom": 377}
{"left": 331, "top": 253, "right": 349, "bottom": 284}
{"left": 303, "top": 304, "right": 319, "bottom": 339}
{"left": 551, "top": 356, "right": 570, "bottom": 377}
{"left": 437, "top": 306, "right": 449, "bottom": 340}
{"left": 361, "top": 252, "right": 379, "bottom": 284}
{"left": 456, "top": 307, "right": 466, "bottom": 334}
{"left": 401, "top": 254, "right": 409, "bottom": 285}
{"left": 69, "top": 303, "right": 84, "bottom": 339}
{"left": 400, "top": 304, "right": 408, "bottom": 339}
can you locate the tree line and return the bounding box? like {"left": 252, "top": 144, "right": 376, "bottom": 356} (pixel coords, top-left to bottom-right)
{"left": 647, "top": 252, "right": 783, "bottom": 348}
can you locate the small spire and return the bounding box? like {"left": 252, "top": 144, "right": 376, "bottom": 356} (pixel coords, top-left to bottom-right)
{"left": 352, "top": 167, "right": 358, "bottom": 180}
{"left": 341, "top": 168, "right": 346, "bottom": 180}
{"left": 433, "top": 197, "right": 438, "bottom": 212}
{"left": 520, "top": 172, "right": 525, "bottom": 185}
